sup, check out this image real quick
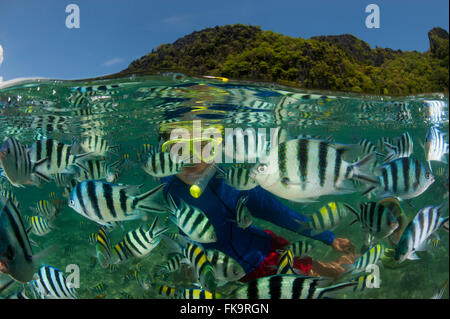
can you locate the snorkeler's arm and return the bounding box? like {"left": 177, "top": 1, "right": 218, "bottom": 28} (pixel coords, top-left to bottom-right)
{"left": 245, "top": 187, "right": 335, "bottom": 246}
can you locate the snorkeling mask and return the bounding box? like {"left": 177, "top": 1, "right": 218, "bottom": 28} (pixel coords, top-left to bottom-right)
{"left": 159, "top": 121, "right": 223, "bottom": 198}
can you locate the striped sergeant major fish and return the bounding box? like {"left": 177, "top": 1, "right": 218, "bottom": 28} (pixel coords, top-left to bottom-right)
{"left": 205, "top": 249, "right": 246, "bottom": 283}
{"left": 29, "top": 115, "right": 69, "bottom": 135}
{"left": 136, "top": 143, "right": 154, "bottom": 163}
{"left": 69, "top": 91, "right": 99, "bottom": 107}
{"left": 345, "top": 202, "right": 399, "bottom": 239}
{"left": 376, "top": 137, "right": 395, "bottom": 154}
{"left": 119, "top": 216, "right": 168, "bottom": 258}
{"left": 74, "top": 159, "right": 122, "bottom": 183}
{"left": 0, "top": 137, "right": 50, "bottom": 187}
{"left": 232, "top": 274, "right": 357, "bottom": 299}
{"left": 343, "top": 244, "right": 386, "bottom": 275}
{"left": 234, "top": 196, "right": 252, "bottom": 229}
{"left": 163, "top": 235, "right": 217, "bottom": 292}
{"left": 52, "top": 172, "right": 73, "bottom": 187}
{"left": 155, "top": 253, "right": 184, "bottom": 276}
{"left": 306, "top": 202, "right": 350, "bottom": 233}
{"left": 0, "top": 197, "right": 47, "bottom": 283}
{"left": 0, "top": 189, "right": 20, "bottom": 209}
{"left": 31, "top": 200, "right": 57, "bottom": 221}
{"left": 120, "top": 291, "right": 135, "bottom": 299}
{"left": 363, "top": 157, "right": 434, "bottom": 200}
{"left": 124, "top": 269, "right": 140, "bottom": 283}
{"left": 395, "top": 205, "right": 449, "bottom": 263}
{"left": 72, "top": 84, "right": 123, "bottom": 94}
{"left": 382, "top": 132, "right": 414, "bottom": 163}
{"left": 276, "top": 248, "right": 295, "bottom": 275}
{"left": 424, "top": 127, "right": 448, "bottom": 167}
{"left": 29, "top": 139, "right": 92, "bottom": 177}
{"left": 157, "top": 285, "right": 178, "bottom": 299}
{"left": 30, "top": 265, "right": 77, "bottom": 299}
{"left": 224, "top": 112, "right": 274, "bottom": 125}
{"left": 166, "top": 194, "right": 217, "bottom": 243}
{"left": 95, "top": 227, "right": 113, "bottom": 268}
{"left": 142, "top": 149, "right": 188, "bottom": 178}
{"left": 113, "top": 241, "right": 134, "bottom": 263}
{"left": 251, "top": 138, "right": 379, "bottom": 203}
{"left": 88, "top": 232, "right": 98, "bottom": 245}
{"left": 423, "top": 100, "right": 447, "bottom": 124}
{"left": 223, "top": 126, "right": 286, "bottom": 164}
{"left": 217, "top": 165, "right": 258, "bottom": 191}
{"left": 431, "top": 280, "right": 448, "bottom": 299}
{"left": 26, "top": 216, "right": 52, "bottom": 237}
{"left": 357, "top": 139, "right": 378, "bottom": 158}
{"left": 74, "top": 135, "right": 119, "bottom": 157}
{"left": 68, "top": 180, "right": 166, "bottom": 226}
{"left": 183, "top": 242, "right": 217, "bottom": 292}
{"left": 427, "top": 237, "right": 441, "bottom": 250}
{"left": 278, "top": 240, "right": 314, "bottom": 258}
{"left": 62, "top": 178, "right": 78, "bottom": 199}
{"left": 91, "top": 282, "right": 107, "bottom": 295}
{"left": 176, "top": 288, "right": 222, "bottom": 299}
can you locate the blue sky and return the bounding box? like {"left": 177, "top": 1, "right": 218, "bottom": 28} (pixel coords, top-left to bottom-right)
{"left": 0, "top": 0, "right": 448, "bottom": 82}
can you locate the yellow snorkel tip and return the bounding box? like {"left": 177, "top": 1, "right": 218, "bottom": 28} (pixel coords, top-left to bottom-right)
{"left": 190, "top": 185, "right": 202, "bottom": 198}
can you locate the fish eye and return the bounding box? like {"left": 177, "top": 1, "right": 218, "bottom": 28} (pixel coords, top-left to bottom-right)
{"left": 257, "top": 164, "right": 267, "bottom": 173}
{"left": 69, "top": 200, "right": 75, "bottom": 206}
{"left": 425, "top": 172, "right": 431, "bottom": 179}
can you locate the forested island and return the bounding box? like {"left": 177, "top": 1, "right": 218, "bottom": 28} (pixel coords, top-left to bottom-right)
{"left": 107, "top": 24, "right": 449, "bottom": 95}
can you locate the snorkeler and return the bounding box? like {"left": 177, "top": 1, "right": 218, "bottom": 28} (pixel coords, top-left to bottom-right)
{"left": 157, "top": 124, "right": 357, "bottom": 282}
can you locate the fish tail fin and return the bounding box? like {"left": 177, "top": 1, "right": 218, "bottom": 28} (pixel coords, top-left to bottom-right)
{"left": 135, "top": 184, "right": 167, "bottom": 214}
{"left": 215, "top": 166, "right": 226, "bottom": 179}
{"left": 160, "top": 234, "right": 183, "bottom": 255}
{"left": 31, "top": 157, "right": 51, "bottom": 183}
{"left": 343, "top": 203, "right": 359, "bottom": 218}
{"left": 439, "top": 216, "right": 450, "bottom": 230}
{"left": 74, "top": 152, "right": 93, "bottom": 162}
{"left": 147, "top": 216, "right": 169, "bottom": 238}
{"left": 108, "top": 145, "right": 121, "bottom": 154}
{"left": 341, "top": 262, "right": 355, "bottom": 276}
{"left": 351, "top": 153, "right": 380, "bottom": 186}
{"left": 382, "top": 142, "right": 398, "bottom": 163}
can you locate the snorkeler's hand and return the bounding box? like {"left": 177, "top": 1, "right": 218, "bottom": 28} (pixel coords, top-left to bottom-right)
{"left": 331, "top": 237, "right": 355, "bottom": 254}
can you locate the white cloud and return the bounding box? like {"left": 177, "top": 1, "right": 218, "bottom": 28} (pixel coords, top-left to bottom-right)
{"left": 161, "top": 13, "right": 197, "bottom": 26}
{"left": 103, "top": 57, "right": 124, "bottom": 67}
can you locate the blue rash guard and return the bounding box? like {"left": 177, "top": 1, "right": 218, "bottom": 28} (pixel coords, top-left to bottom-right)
{"left": 161, "top": 174, "right": 335, "bottom": 275}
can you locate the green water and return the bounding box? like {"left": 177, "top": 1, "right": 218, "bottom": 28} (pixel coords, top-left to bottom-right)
{"left": 0, "top": 74, "right": 448, "bottom": 299}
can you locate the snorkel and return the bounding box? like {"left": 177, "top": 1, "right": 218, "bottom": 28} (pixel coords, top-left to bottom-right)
{"left": 188, "top": 164, "right": 217, "bottom": 198}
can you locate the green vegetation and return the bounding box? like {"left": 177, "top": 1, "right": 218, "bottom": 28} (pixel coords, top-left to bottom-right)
{"left": 115, "top": 24, "right": 449, "bottom": 95}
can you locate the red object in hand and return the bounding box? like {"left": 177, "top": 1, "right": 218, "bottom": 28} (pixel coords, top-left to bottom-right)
{"left": 239, "top": 229, "right": 312, "bottom": 283}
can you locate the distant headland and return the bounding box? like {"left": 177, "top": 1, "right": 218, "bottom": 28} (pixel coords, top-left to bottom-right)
{"left": 99, "top": 24, "right": 449, "bottom": 96}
